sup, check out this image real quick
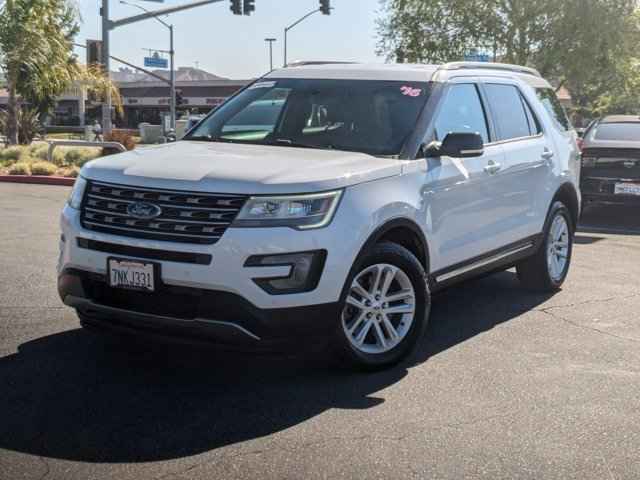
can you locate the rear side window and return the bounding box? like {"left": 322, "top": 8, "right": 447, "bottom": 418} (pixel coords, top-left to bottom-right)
{"left": 593, "top": 123, "right": 640, "bottom": 141}
{"left": 484, "top": 84, "right": 532, "bottom": 141}
{"left": 433, "top": 84, "right": 489, "bottom": 143}
{"left": 536, "top": 88, "right": 571, "bottom": 131}
{"left": 521, "top": 97, "right": 542, "bottom": 135}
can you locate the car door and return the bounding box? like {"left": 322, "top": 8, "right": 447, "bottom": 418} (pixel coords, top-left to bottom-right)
{"left": 420, "top": 80, "right": 507, "bottom": 271}
{"left": 480, "top": 81, "right": 555, "bottom": 243}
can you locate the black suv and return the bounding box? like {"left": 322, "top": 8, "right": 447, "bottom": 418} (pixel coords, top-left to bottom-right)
{"left": 581, "top": 115, "right": 640, "bottom": 206}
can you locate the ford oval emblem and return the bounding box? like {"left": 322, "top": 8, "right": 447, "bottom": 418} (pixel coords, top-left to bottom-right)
{"left": 127, "top": 202, "right": 162, "bottom": 220}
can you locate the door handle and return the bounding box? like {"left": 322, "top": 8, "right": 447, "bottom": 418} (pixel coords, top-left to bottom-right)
{"left": 484, "top": 160, "right": 502, "bottom": 175}
{"left": 541, "top": 148, "right": 555, "bottom": 161}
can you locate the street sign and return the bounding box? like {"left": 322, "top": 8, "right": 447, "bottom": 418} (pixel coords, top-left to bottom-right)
{"left": 464, "top": 53, "right": 491, "bottom": 63}
{"left": 144, "top": 52, "right": 168, "bottom": 69}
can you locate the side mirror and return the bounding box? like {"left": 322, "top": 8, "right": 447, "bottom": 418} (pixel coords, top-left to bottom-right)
{"left": 424, "top": 132, "right": 484, "bottom": 158}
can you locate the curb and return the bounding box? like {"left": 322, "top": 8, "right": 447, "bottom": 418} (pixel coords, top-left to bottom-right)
{"left": 0, "top": 175, "right": 75, "bottom": 186}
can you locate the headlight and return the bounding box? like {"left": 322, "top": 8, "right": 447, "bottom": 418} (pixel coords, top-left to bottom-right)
{"left": 67, "top": 176, "right": 87, "bottom": 209}
{"left": 233, "top": 190, "right": 342, "bottom": 230}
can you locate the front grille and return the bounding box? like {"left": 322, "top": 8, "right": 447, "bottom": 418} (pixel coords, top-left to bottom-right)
{"left": 80, "top": 180, "right": 247, "bottom": 244}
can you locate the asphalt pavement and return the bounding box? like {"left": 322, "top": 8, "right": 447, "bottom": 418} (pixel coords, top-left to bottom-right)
{"left": 1, "top": 183, "right": 639, "bottom": 479}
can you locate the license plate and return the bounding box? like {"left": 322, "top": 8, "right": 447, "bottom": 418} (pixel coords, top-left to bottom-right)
{"left": 614, "top": 182, "right": 640, "bottom": 196}
{"left": 108, "top": 258, "right": 156, "bottom": 291}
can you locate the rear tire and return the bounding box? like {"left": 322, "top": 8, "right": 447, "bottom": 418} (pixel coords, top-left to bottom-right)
{"left": 332, "top": 242, "right": 430, "bottom": 370}
{"left": 517, "top": 201, "right": 573, "bottom": 291}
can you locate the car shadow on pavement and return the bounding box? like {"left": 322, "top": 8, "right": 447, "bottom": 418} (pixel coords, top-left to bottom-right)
{"left": 0, "top": 271, "right": 553, "bottom": 463}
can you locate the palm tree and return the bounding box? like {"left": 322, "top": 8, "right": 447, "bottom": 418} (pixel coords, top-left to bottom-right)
{"left": 0, "top": 0, "right": 119, "bottom": 144}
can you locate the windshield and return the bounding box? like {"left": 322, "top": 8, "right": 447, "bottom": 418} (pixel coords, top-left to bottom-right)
{"left": 185, "top": 78, "right": 431, "bottom": 156}
{"left": 594, "top": 123, "right": 640, "bottom": 141}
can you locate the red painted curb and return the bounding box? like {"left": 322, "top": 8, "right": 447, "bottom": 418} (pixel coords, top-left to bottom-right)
{"left": 0, "top": 175, "right": 75, "bottom": 186}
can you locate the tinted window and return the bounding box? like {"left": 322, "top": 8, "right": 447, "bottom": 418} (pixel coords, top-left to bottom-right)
{"left": 485, "top": 84, "right": 531, "bottom": 140}
{"left": 536, "top": 88, "right": 571, "bottom": 131}
{"left": 593, "top": 123, "right": 640, "bottom": 141}
{"left": 187, "top": 79, "right": 431, "bottom": 156}
{"left": 434, "top": 84, "right": 489, "bottom": 143}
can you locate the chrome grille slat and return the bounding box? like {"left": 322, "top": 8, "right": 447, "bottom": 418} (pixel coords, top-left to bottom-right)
{"left": 88, "top": 181, "right": 247, "bottom": 198}
{"left": 86, "top": 194, "right": 241, "bottom": 212}
{"left": 81, "top": 181, "right": 247, "bottom": 245}
{"left": 85, "top": 199, "right": 236, "bottom": 221}
{"left": 84, "top": 207, "right": 231, "bottom": 225}
{"left": 83, "top": 221, "right": 223, "bottom": 239}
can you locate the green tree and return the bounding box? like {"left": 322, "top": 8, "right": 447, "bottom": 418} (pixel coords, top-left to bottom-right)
{"left": 377, "top": 0, "right": 637, "bottom": 117}
{"left": 0, "top": 0, "right": 80, "bottom": 144}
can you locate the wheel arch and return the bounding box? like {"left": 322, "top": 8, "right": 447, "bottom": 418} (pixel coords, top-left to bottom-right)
{"left": 356, "top": 218, "right": 430, "bottom": 274}
{"left": 552, "top": 182, "right": 580, "bottom": 230}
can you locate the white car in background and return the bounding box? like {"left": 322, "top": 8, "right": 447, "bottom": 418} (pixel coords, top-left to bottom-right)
{"left": 59, "top": 61, "right": 580, "bottom": 369}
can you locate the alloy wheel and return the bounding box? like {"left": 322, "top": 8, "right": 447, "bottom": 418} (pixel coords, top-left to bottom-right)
{"left": 341, "top": 263, "right": 416, "bottom": 355}
{"left": 547, "top": 214, "right": 570, "bottom": 282}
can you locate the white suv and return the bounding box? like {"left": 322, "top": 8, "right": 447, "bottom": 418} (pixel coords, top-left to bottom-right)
{"left": 58, "top": 62, "right": 581, "bottom": 369}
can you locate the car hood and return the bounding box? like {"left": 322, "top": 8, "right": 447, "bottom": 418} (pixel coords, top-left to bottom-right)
{"left": 81, "top": 141, "right": 402, "bottom": 194}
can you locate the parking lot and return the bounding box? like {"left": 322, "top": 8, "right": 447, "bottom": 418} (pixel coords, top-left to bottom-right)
{"left": 1, "top": 182, "right": 639, "bottom": 479}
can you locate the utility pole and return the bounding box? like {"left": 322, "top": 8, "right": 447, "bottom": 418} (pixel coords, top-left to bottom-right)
{"left": 101, "top": 0, "right": 111, "bottom": 135}
{"left": 264, "top": 38, "right": 276, "bottom": 71}
{"left": 101, "top": 0, "right": 237, "bottom": 135}
{"left": 283, "top": 2, "right": 332, "bottom": 67}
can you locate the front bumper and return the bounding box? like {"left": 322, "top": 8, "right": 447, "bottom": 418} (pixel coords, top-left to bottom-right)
{"left": 58, "top": 203, "right": 361, "bottom": 310}
{"left": 59, "top": 268, "right": 339, "bottom": 350}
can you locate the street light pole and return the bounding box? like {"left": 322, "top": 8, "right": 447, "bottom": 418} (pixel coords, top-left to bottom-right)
{"left": 264, "top": 38, "right": 276, "bottom": 71}
{"left": 283, "top": 8, "right": 321, "bottom": 67}
{"left": 169, "top": 24, "right": 175, "bottom": 130}
{"left": 102, "top": 0, "right": 226, "bottom": 134}
{"left": 283, "top": 6, "right": 333, "bottom": 67}
{"left": 120, "top": 1, "right": 176, "bottom": 130}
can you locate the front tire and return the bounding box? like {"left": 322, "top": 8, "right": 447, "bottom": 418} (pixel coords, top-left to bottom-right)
{"left": 517, "top": 201, "right": 573, "bottom": 291}
{"left": 332, "top": 242, "right": 430, "bottom": 370}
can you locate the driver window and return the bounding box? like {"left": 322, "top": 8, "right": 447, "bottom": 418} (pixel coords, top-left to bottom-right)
{"left": 433, "top": 84, "right": 489, "bottom": 144}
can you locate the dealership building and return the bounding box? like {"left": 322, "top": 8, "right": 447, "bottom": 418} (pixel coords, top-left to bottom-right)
{"left": 0, "top": 67, "right": 251, "bottom": 128}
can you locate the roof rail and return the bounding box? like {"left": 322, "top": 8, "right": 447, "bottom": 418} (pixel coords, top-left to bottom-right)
{"left": 285, "top": 60, "right": 359, "bottom": 68}
{"left": 440, "top": 62, "right": 541, "bottom": 77}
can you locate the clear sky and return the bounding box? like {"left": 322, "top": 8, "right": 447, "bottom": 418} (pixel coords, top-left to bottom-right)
{"left": 75, "top": 0, "right": 386, "bottom": 79}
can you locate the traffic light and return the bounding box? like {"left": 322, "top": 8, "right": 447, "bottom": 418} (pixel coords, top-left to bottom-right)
{"left": 243, "top": 0, "right": 255, "bottom": 15}
{"left": 319, "top": 0, "right": 330, "bottom": 15}
{"left": 230, "top": 0, "right": 241, "bottom": 15}
{"left": 176, "top": 89, "right": 185, "bottom": 106}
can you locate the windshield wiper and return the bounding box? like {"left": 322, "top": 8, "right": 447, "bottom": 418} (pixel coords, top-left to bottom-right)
{"left": 270, "top": 138, "right": 332, "bottom": 150}
{"left": 186, "top": 134, "right": 214, "bottom": 141}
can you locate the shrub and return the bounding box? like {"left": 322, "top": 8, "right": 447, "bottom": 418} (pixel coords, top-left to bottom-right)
{"left": 0, "top": 108, "right": 43, "bottom": 144}
{"left": 30, "top": 161, "right": 57, "bottom": 176}
{"left": 64, "top": 147, "right": 101, "bottom": 166}
{"left": 0, "top": 146, "right": 26, "bottom": 163}
{"left": 59, "top": 166, "right": 80, "bottom": 178}
{"left": 7, "top": 162, "right": 31, "bottom": 175}
{"left": 28, "top": 143, "right": 50, "bottom": 160}
{"left": 25, "top": 143, "right": 68, "bottom": 164}
{"left": 103, "top": 130, "right": 136, "bottom": 156}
